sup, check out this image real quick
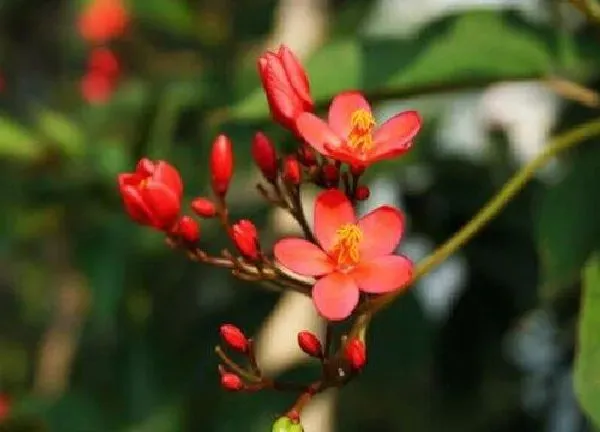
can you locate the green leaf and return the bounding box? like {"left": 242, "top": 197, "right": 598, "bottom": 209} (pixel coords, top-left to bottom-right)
{"left": 574, "top": 254, "right": 600, "bottom": 427}
{"left": 536, "top": 146, "right": 600, "bottom": 300}
{"left": 130, "top": 0, "right": 194, "bottom": 37}
{"left": 0, "top": 117, "right": 43, "bottom": 161}
{"left": 35, "top": 108, "right": 85, "bottom": 157}
{"left": 231, "top": 12, "right": 553, "bottom": 121}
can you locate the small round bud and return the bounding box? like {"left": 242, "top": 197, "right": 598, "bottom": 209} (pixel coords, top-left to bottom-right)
{"left": 355, "top": 185, "right": 370, "bottom": 201}
{"left": 231, "top": 220, "right": 260, "bottom": 261}
{"left": 283, "top": 156, "right": 301, "bottom": 185}
{"left": 297, "top": 144, "right": 316, "bottom": 167}
{"left": 350, "top": 164, "right": 365, "bottom": 176}
{"left": 344, "top": 338, "right": 366, "bottom": 371}
{"left": 191, "top": 197, "right": 217, "bottom": 218}
{"left": 272, "top": 416, "right": 304, "bottom": 432}
{"left": 297, "top": 331, "right": 322, "bottom": 358}
{"left": 322, "top": 164, "right": 339, "bottom": 185}
{"left": 220, "top": 372, "right": 244, "bottom": 391}
{"left": 219, "top": 324, "right": 249, "bottom": 353}
{"left": 173, "top": 216, "right": 200, "bottom": 243}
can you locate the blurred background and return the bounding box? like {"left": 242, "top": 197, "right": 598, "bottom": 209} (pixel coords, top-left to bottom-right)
{"left": 1, "top": 0, "right": 600, "bottom": 430}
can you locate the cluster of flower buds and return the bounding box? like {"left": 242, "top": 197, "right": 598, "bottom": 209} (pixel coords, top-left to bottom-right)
{"left": 117, "top": 43, "right": 421, "bottom": 428}
{"left": 78, "top": 0, "right": 129, "bottom": 103}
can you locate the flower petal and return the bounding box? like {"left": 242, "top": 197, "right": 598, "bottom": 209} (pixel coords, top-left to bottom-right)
{"left": 357, "top": 206, "right": 404, "bottom": 259}
{"left": 328, "top": 91, "right": 372, "bottom": 139}
{"left": 153, "top": 161, "right": 183, "bottom": 197}
{"left": 372, "top": 111, "right": 421, "bottom": 157}
{"left": 312, "top": 272, "right": 360, "bottom": 321}
{"left": 274, "top": 238, "right": 334, "bottom": 276}
{"left": 140, "top": 182, "right": 181, "bottom": 229}
{"left": 352, "top": 255, "right": 413, "bottom": 294}
{"left": 296, "top": 112, "right": 343, "bottom": 156}
{"left": 370, "top": 141, "right": 413, "bottom": 163}
{"left": 120, "top": 185, "right": 153, "bottom": 226}
{"left": 314, "top": 189, "right": 355, "bottom": 251}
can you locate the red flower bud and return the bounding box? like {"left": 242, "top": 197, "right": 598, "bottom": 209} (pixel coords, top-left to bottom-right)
{"left": 283, "top": 156, "right": 301, "bottom": 185}
{"left": 220, "top": 324, "right": 249, "bottom": 353}
{"left": 350, "top": 164, "right": 365, "bottom": 176}
{"left": 252, "top": 132, "right": 278, "bottom": 182}
{"left": 355, "top": 185, "right": 370, "bottom": 201}
{"left": 297, "top": 331, "right": 322, "bottom": 358}
{"left": 231, "top": 220, "right": 260, "bottom": 261}
{"left": 0, "top": 394, "right": 10, "bottom": 420}
{"left": 88, "top": 47, "right": 120, "bottom": 78}
{"left": 210, "top": 135, "right": 234, "bottom": 196}
{"left": 191, "top": 197, "right": 217, "bottom": 218}
{"left": 322, "top": 164, "right": 339, "bottom": 185}
{"left": 297, "top": 144, "right": 317, "bottom": 167}
{"left": 78, "top": 0, "right": 129, "bottom": 44}
{"left": 257, "top": 45, "right": 313, "bottom": 132}
{"left": 220, "top": 372, "right": 244, "bottom": 391}
{"left": 81, "top": 72, "right": 114, "bottom": 104}
{"left": 344, "top": 339, "right": 366, "bottom": 371}
{"left": 118, "top": 159, "right": 183, "bottom": 230}
{"left": 173, "top": 216, "right": 200, "bottom": 243}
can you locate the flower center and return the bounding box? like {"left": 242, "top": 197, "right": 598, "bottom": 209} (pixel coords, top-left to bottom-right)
{"left": 138, "top": 177, "right": 149, "bottom": 189}
{"left": 348, "top": 109, "right": 376, "bottom": 152}
{"left": 330, "top": 223, "right": 362, "bottom": 269}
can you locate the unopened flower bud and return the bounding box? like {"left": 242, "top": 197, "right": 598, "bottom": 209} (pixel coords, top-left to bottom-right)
{"left": 272, "top": 416, "right": 304, "bottom": 432}
{"left": 322, "top": 164, "right": 339, "bottom": 185}
{"left": 350, "top": 164, "right": 365, "bottom": 176}
{"left": 220, "top": 372, "right": 244, "bottom": 391}
{"left": 210, "top": 134, "right": 234, "bottom": 196}
{"left": 355, "top": 185, "right": 370, "bottom": 201}
{"left": 173, "top": 216, "right": 200, "bottom": 243}
{"left": 252, "top": 132, "right": 278, "bottom": 182}
{"left": 220, "top": 324, "right": 249, "bottom": 353}
{"left": 191, "top": 197, "right": 217, "bottom": 218}
{"left": 297, "top": 331, "right": 322, "bottom": 358}
{"left": 297, "top": 144, "right": 316, "bottom": 167}
{"left": 231, "top": 220, "right": 260, "bottom": 261}
{"left": 283, "top": 156, "right": 301, "bottom": 185}
{"left": 344, "top": 339, "right": 366, "bottom": 371}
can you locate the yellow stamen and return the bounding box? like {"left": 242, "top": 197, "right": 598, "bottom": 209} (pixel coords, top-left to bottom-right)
{"left": 330, "top": 223, "right": 363, "bottom": 269}
{"left": 348, "top": 109, "right": 376, "bottom": 152}
{"left": 139, "top": 178, "right": 149, "bottom": 189}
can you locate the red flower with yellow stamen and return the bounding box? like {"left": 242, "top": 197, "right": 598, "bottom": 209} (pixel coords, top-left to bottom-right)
{"left": 295, "top": 91, "right": 422, "bottom": 167}
{"left": 274, "top": 189, "right": 413, "bottom": 321}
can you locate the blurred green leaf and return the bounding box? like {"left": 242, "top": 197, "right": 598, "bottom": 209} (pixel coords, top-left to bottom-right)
{"left": 231, "top": 12, "right": 552, "bottom": 120}
{"left": 131, "top": 0, "right": 194, "bottom": 37}
{"left": 35, "top": 109, "right": 85, "bottom": 157}
{"left": 574, "top": 253, "right": 600, "bottom": 427}
{"left": 124, "top": 402, "right": 182, "bottom": 432}
{"left": 0, "top": 117, "right": 42, "bottom": 161}
{"left": 536, "top": 146, "right": 600, "bottom": 300}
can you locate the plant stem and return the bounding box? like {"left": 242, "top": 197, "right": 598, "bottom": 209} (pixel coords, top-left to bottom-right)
{"left": 349, "top": 117, "right": 600, "bottom": 339}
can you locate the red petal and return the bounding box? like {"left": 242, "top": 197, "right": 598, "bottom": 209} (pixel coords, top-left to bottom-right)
{"left": 372, "top": 111, "right": 421, "bottom": 157}
{"left": 121, "top": 185, "right": 153, "bottom": 225}
{"left": 327, "top": 91, "right": 371, "bottom": 139}
{"left": 279, "top": 45, "right": 313, "bottom": 111}
{"left": 351, "top": 255, "right": 413, "bottom": 294}
{"left": 357, "top": 206, "right": 404, "bottom": 259}
{"left": 274, "top": 238, "right": 334, "bottom": 276}
{"left": 296, "top": 112, "right": 343, "bottom": 156}
{"left": 370, "top": 141, "right": 413, "bottom": 163}
{"left": 314, "top": 189, "right": 355, "bottom": 251}
{"left": 140, "top": 182, "right": 181, "bottom": 229}
{"left": 312, "top": 272, "right": 360, "bottom": 321}
{"left": 153, "top": 161, "right": 183, "bottom": 197}
{"left": 118, "top": 173, "right": 142, "bottom": 187}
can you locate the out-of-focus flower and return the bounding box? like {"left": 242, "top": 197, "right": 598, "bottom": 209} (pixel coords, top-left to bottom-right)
{"left": 117, "top": 159, "right": 183, "bottom": 230}
{"left": 88, "top": 47, "right": 120, "bottom": 78}
{"left": 81, "top": 72, "right": 114, "bottom": 104}
{"left": 78, "top": 0, "right": 129, "bottom": 44}
{"left": 258, "top": 45, "right": 314, "bottom": 132}
{"left": 274, "top": 189, "right": 413, "bottom": 321}
{"left": 296, "top": 91, "right": 421, "bottom": 168}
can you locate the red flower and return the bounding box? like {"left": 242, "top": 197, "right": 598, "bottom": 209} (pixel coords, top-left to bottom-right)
{"left": 78, "top": 0, "right": 129, "bottom": 44}
{"left": 118, "top": 158, "right": 183, "bottom": 230}
{"left": 81, "top": 72, "right": 114, "bottom": 104}
{"left": 274, "top": 189, "right": 413, "bottom": 321}
{"left": 258, "top": 45, "right": 313, "bottom": 132}
{"left": 296, "top": 91, "right": 421, "bottom": 167}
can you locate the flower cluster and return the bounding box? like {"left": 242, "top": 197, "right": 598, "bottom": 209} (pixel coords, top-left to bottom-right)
{"left": 78, "top": 0, "right": 128, "bottom": 103}
{"left": 117, "top": 44, "right": 421, "bottom": 429}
